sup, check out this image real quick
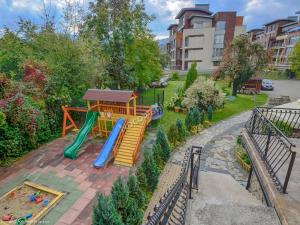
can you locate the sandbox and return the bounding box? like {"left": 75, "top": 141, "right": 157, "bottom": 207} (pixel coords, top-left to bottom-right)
{"left": 0, "top": 181, "right": 63, "bottom": 225}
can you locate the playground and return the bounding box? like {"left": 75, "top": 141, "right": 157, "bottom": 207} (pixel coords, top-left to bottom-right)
{"left": 0, "top": 89, "right": 157, "bottom": 224}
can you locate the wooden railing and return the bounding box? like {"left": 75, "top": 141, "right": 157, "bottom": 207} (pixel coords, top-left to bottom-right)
{"left": 131, "top": 109, "right": 152, "bottom": 163}
{"left": 112, "top": 119, "right": 128, "bottom": 157}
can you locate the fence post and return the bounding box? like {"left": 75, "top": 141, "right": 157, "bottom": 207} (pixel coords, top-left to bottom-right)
{"left": 246, "top": 165, "right": 253, "bottom": 190}
{"left": 251, "top": 112, "right": 257, "bottom": 134}
{"left": 282, "top": 151, "right": 296, "bottom": 193}
{"left": 189, "top": 152, "right": 194, "bottom": 199}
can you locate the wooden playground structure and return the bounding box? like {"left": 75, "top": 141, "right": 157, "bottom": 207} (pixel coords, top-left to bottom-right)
{"left": 61, "top": 89, "right": 152, "bottom": 167}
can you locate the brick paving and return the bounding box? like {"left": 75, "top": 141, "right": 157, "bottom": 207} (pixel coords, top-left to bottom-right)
{"left": 0, "top": 135, "right": 130, "bottom": 225}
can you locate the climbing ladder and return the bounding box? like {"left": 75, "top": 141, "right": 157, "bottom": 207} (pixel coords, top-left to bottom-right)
{"left": 114, "top": 115, "right": 148, "bottom": 167}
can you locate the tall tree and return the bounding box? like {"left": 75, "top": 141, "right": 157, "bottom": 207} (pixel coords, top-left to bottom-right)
{"left": 142, "top": 152, "right": 159, "bottom": 192}
{"left": 82, "top": 0, "right": 161, "bottom": 89}
{"left": 156, "top": 126, "right": 171, "bottom": 162}
{"left": 215, "top": 35, "right": 270, "bottom": 96}
{"left": 185, "top": 62, "right": 198, "bottom": 90}
{"left": 289, "top": 41, "right": 300, "bottom": 79}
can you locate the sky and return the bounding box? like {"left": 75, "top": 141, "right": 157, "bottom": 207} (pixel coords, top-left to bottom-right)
{"left": 0, "top": 0, "right": 300, "bottom": 39}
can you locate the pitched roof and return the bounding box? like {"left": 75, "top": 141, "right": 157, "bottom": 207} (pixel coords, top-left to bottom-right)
{"left": 167, "top": 24, "right": 178, "bottom": 30}
{"left": 83, "top": 89, "right": 135, "bottom": 103}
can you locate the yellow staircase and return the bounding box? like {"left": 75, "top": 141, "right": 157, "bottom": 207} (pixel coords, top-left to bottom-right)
{"left": 114, "top": 116, "right": 146, "bottom": 167}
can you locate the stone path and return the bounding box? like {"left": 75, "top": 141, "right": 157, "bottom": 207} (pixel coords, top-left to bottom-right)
{"left": 145, "top": 111, "right": 281, "bottom": 225}
{"left": 0, "top": 135, "right": 130, "bottom": 225}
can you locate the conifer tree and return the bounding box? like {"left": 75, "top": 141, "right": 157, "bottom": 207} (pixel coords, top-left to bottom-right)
{"left": 152, "top": 143, "right": 164, "bottom": 170}
{"left": 207, "top": 105, "right": 213, "bottom": 121}
{"left": 185, "top": 107, "right": 195, "bottom": 130}
{"left": 127, "top": 175, "right": 145, "bottom": 209}
{"left": 142, "top": 152, "right": 159, "bottom": 192}
{"left": 168, "top": 123, "right": 179, "bottom": 147}
{"left": 111, "top": 177, "right": 129, "bottom": 222}
{"left": 136, "top": 166, "right": 147, "bottom": 192}
{"left": 124, "top": 197, "right": 143, "bottom": 225}
{"left": 92, "top": 193, "right": 124, "bottom": 225}
{"left": 156, "top": 126, "right": 171, "bottom": 162}
{"left": 176, "top": 119, "right": 187, "bottom": 142}
{"left": 192, "top": 106, "right": 202, "bottom": 124}
{"left": 184, "top": 62, "right": 198, "bottom": 90}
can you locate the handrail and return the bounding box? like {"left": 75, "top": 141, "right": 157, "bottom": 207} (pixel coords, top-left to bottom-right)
{"left": 144, "top": 147, "right": 192, "bottom": 225}
{"left": 144, "top": 146, "right": 202, "bottom": 225}
{"left": 245, "top": 108, "right": 297, "bottom": 193}
{"left": 131, "top": 111, "right": 151, "bottom": 163}
{"left": 112, "top": 119, "right": 128, "bottom": 157}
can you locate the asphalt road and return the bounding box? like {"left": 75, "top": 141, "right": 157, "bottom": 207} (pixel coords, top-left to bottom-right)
{"left": 262, "top": 80, "right": 300, "bottom": 101}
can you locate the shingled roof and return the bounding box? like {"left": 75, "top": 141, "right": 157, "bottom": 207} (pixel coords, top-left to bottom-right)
{"left": 83, "top": 89, "right": 136, "bottom": 103}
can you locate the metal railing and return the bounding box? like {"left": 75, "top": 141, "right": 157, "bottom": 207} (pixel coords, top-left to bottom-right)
{"left": 144, "top": 146, "right": 202, "bottom": 225}
{"left": 257, "top": 107, "right": 300, "bottom": 137}
{"left": 245, "top": 108, "right": 296, "bottom": 193}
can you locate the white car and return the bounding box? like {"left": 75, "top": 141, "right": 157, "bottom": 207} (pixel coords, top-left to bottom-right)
{"left": 262, "top": 79, "right": 274, "bottom": 91}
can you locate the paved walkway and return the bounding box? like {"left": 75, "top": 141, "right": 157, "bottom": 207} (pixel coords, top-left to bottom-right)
{"left": 0, "top": 135, "right": 129, "bottom": 225}
{"left": 145, "top": 111, "right": 282, "bottom": 224}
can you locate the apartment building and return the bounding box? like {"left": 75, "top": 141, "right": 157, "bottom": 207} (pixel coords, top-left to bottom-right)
{"left": 167, "top": 4, "right": 246, "bottom": 72}
{"left": 248, "top": 13, "right": 300, "bottom": 69}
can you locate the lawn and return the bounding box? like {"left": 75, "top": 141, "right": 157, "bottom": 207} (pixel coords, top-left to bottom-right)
{"left": 139, "top": 80, "right": 268, "bottom": 131}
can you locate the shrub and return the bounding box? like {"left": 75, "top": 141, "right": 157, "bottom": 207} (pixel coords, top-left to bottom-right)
{"left": 142, "top": 152, "right": 159, "bottom": 192}
{"left": 182, "top": 76, "right": 224, "bottom": 111}
{"left": 136, "top": 166, "right": 147, "bottom": 192}
{"left": 171, "top": 71, "right": 180, "bottom": 80}
{"left": 167, "top": 124, "right": 180, "bottom": 147}
{"left": 0, "top": 111, "right": 5, "bottom": 126}
{"left": 92, "top": 193, "right": 124, "bottom": 225}
{"left": 185, "top": 62, "right": 198, "bottom": 90}
{"left": 152, "top": 143, "right": 164, "bottom": 170}
{"left": 127, "top": 175, "right": 145, "bottom": 209}
{"left": 273, "top": 120, "right": 293, "bottom": 137}
{"left": 207, "top": 105, "right": 213, "bottom": 121}
{"left": 156, "top": 126, "right": 171, "bottom": 161}
{"left": 111, "top": 177, "right": 129, "bottom": 222}
{"left": 176, "top": 119, "right": 187, "bottom": 142}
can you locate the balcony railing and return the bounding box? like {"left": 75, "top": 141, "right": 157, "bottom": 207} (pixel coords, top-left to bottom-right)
{"left": 245, "top": 108, "right": 297, "bottom": 193}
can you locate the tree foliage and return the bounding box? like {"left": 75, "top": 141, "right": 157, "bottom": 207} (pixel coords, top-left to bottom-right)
{"left": 141, "top": 152, "right": 159, "bottom": 192}
{"left": 127, "top": 175, "right": 146, "bottom": 209}
{"left": 215, "top": 35, "right": 270, "bottom": 96}
{"left": 83, "top": 0, "right": 162, "bottom": 89}
{"left": 92, "top": 193, "right": 124, "bottom": 225}
{"left": 185, "top": 62, "right": 198, "bottom": 90}
{"left": 156, "top": 126, "right": 171, "bottom": 162}
{"left": 167, "top": 124, "right": 180, "bottom": 147}
{"left": 289, "top": 41, "right": 300, "bottom": 79}
{"left": 176, "top": 119, "right": 187, "bottom": 142}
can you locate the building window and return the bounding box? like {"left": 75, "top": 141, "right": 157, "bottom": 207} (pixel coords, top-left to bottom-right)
{"left": 216, "top": 21, "right": 226, "bottom": 30}
{"left": 286, "top": 47, "right": 293, "bottom": 56}
{"left": 185, "top": 37, "right": 189, "bottom": 47}
{"left": 213, "top": 48, "right": 224, "bottom": 57}
{"left": 214, "top": 34, "right": 224, "bottom": 44}
{"left": 213, "top": 61, "right": 220, "bottom": 66}
{"left": 185, "top": 49, "right": 188, "bottom": 59}
{"left": 289, "top": 36, "right": 300, "bottom": 45}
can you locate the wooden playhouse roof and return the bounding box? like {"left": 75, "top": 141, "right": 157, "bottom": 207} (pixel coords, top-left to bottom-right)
{"left": 83, "top": 89, "right": 136, "bottom": 103}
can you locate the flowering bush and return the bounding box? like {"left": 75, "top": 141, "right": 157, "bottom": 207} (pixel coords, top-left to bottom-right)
{"left": 182, "top": 76, "right": 224, "bottom": 110}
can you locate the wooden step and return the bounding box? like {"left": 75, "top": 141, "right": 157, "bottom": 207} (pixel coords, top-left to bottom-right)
{"left": 116, "top": 155, "right": 132, "bottom": 161}
{"left": 117, "top": 151, "right": 132, "bottom": 157}
{"left": 114, "top": 160, "right": 133, "bottom": 167}
{"left": 114, "top": 157, "right": 133, "bottom": 164}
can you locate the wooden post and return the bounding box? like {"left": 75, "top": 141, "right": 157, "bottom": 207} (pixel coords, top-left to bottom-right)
{"left": 133, "top": 97, "right": 136, "bottom": 116}
{"left": 62, "top": 106, "right": 67, "bottom": 137}
{"left": 126, "top": 102, "right": 130, "bottom": 115}
{"left": 87, "top": 101, "right": 91, "bottom": 110}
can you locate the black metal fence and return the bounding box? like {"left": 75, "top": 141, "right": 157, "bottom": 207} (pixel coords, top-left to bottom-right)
{"left": 257, "top": 107, "right": 300, "bottom": 137}
{"left": 137, "top": 89, "right": 165, "bottom": 106}
{"left": 245, "top": 108, "right": 296, "bottom": 193}
{"left": 144, "top": 146, "right": 202, "bottom": 225}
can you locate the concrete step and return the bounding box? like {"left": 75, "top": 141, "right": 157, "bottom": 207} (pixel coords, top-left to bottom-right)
{"left": 186, "top": 171, "right": 280, "bottom": 225}
{"left": 192, "top": 203, "right": 281, "bottom": 225}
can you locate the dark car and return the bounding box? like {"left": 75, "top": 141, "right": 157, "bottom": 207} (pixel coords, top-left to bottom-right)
{"left": 261, "top": 79, "right": 274, "bottom": 91}
{"left": 150, "top": 77, "right": 168, "bottom": 88}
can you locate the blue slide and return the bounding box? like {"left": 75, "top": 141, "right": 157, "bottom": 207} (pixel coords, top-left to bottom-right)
{"left": 93, "top": 118, "right": 125, "bottom": 168}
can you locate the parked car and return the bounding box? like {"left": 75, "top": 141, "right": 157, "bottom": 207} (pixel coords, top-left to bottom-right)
{"left": 150, "top": 77, "right": 168, "bottom": 88}
{"left": 261, "top": 79, "right": 274, "bottom": 91}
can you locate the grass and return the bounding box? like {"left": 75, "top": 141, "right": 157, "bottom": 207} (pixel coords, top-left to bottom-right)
{"left": 211, "top": 93, "right": 268, "bottom": 123}
{"left": 139, "top": 79, "right": 268, "bottom": 131}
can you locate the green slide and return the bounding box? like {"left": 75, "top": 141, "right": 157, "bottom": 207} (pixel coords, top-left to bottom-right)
{"left": 64, "top": 111, "right": 98, "bottom": 159}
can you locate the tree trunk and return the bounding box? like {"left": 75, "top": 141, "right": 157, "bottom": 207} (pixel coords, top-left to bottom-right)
{"left": 232, "top": 79, "right": 239, "bottom": 96}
